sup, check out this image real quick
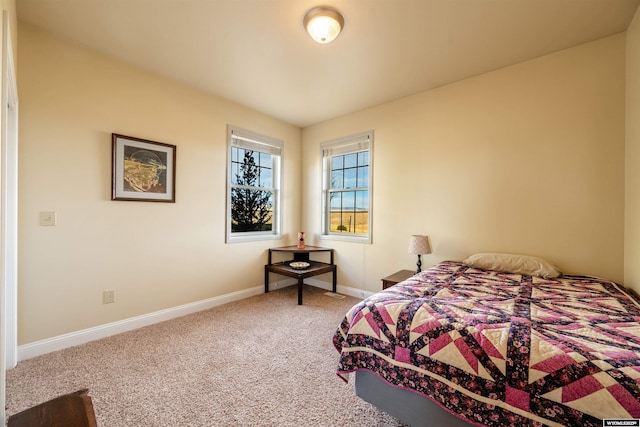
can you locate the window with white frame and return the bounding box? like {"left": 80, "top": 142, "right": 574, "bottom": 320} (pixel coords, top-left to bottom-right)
{"left": 321, "top": 131, "right": 373, "bottom": 243}
{"left": 226, "top": 126, "right": 282, "bottom": 243}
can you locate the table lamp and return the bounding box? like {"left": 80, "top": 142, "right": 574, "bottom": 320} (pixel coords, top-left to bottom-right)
{"left": 408, "top": 235, "right": 431, "bottom": 273}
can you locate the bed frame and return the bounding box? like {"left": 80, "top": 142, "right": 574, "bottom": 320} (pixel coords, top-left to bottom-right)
{"left": 355, "top": 371, "right": 474, "bottom": 427}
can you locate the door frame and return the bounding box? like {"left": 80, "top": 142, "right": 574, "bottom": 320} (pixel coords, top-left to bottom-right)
{"left": 1, "top": 8, "right": 18, "bottom": 371}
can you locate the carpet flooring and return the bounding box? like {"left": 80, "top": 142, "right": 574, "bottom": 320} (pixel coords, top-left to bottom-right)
{"left": 6, "top": 285, "right": 405, "bottom": 426}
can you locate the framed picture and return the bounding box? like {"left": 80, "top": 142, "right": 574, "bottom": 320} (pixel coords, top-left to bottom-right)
{"left": 112, "top": 134, "right": 176, "bottom": 202}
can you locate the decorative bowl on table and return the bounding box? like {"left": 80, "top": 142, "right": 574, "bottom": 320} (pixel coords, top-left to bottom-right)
{"left": 289, "top": 261, "right": 310, "bottom": 270}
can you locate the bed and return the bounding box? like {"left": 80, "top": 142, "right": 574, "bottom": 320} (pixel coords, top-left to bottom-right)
{"left": 333, "top": 257, "right": 640, "bottom": 426}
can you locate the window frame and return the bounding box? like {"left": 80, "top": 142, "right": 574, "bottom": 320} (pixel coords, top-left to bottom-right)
{"left": 320, "top": 131, "right": 373, "bottom": 243}
{"left": 226, "top": 126, "right": 283, "bottom": 243}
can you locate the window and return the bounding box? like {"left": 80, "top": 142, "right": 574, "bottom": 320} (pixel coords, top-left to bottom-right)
{"left": 321, "top": 131, "right": 373, "bottom": 243}
{"left": 226, "top": 126, "right": 282, "bottom": 243}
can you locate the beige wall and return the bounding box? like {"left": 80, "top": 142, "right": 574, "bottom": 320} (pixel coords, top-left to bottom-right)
{"left": 17, "top": 24, "right": 301, "bottom": 344}
{"left": 625, "top": 8, "right": 640, "bottom": 292}
{"left": 303, "top": 34, "right": 626, "bottom": 293}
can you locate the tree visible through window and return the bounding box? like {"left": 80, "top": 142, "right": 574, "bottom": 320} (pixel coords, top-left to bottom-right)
{"left": 231, "top": 149, "right": 273, "bottom": 232}
{"left": 227, "top": 126, "right": 282, "bottom": 242}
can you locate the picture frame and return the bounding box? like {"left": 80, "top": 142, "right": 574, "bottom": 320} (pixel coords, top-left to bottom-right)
{"left": 111, "top": 133, "right": 176, "bottom": 202}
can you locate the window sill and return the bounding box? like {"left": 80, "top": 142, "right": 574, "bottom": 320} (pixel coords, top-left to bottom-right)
{"left": 320, "top": 234, "right": 371, "bottom": 244}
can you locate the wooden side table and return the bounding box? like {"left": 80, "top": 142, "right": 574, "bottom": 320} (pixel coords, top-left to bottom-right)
{"left": 8, "top": 389, "right": 97, "bottom": 427}
{"left": 265, "top": 245, "right": 336, "bottom": 305}
{"left": 382, "top": 270, "right": 416, "bottom": 289}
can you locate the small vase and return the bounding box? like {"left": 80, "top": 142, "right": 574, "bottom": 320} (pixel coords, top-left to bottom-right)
{"left": 297, "top": 232, "right": 305, "bottom": 249}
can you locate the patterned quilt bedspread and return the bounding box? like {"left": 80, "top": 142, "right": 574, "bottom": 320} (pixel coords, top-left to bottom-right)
{"left": 333, "top": 261, "right": 640, "bottom": 426}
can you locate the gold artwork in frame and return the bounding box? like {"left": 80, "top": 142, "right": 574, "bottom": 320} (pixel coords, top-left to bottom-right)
{"left": 111, "top": 133, "right": 176, "bottom": 202}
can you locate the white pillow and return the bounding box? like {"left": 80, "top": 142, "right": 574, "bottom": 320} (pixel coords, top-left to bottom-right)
{"left": 462, "top": 253, "right": 562, "bottom": 278}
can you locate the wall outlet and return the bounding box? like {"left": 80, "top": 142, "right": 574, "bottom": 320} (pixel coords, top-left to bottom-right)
{"left": 102, "top": 290, "right": 115, "bottom": 304}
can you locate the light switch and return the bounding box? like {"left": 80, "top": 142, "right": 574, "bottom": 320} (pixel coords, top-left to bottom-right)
{"left": 39, "top": 211, "right": 57, "bottom": 226}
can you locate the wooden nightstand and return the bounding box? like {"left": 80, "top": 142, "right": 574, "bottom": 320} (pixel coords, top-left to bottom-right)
{"left": 381, "top": 269, "right": 416, "bottom": 289}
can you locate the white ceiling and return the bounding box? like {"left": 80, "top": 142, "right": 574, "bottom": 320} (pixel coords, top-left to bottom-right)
{"left": 16, "top": 0, "right": 640, "bottom": 127}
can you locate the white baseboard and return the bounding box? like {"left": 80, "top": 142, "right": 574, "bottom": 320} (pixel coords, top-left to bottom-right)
{"left": 17, "top": 279, "right": 374, "bottom": 362}
{"left": 17, "top": 285, "right": 266, "bottom": 361}
{"left": 305, "top": 277, "right": 375, "bottom": 300}
{"left": 267, "top": 277, "right": 375, "bottom": 300}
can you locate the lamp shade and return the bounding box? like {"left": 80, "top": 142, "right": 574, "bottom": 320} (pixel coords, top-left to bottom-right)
{"left": 304, "top": 6, "right": 344, "bottom": 44}
{"left": 408, "top": 235, "right": 431, "bottom": 255}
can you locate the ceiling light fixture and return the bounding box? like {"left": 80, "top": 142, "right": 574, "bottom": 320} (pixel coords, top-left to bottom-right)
{"left": 303, "top": 6, "right": 344, "bottom": 44}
